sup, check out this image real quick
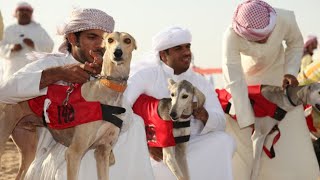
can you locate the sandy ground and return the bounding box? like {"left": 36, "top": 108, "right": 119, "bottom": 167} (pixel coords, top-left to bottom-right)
{"left": 0, "top": 140, "right": 19, "bottom": 180}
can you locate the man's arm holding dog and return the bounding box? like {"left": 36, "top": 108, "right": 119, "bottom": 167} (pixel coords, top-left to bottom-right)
{"left": 39, "top": 51, "right": 102, "bottom": 89}
{"left": 0, "top": 51, "right": 103, "bottom": 104}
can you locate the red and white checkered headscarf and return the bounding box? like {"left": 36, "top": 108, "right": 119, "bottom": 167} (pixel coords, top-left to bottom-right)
{"left": 304, "top": 35, "right": 318, "bottom": 48}
{"left": 232, "top": 0, "right": 277, "bottom": 42}
{"left": 14, "top": 1, "right": 33, "bottom": 17}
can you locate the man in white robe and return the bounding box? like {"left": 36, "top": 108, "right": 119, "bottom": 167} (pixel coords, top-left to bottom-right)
{"left": 126, "top": 26, "right": 236, "bottom": 180}
{"left": 0, "top": 2, "right": 53, "bottom": 81}
{"left": 222, "top": 0, "right": 319, "bottom": 179}
{"left": 0, "top": 8, "right": 153, "bottom": 180}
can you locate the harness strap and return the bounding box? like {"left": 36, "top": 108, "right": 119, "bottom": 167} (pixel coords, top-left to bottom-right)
{"left": 285, "top": 86, "right": 297, "bottom": 107}
{"left": 101, "top": 104, "right": 125, "bottom": 129}
{"left": 174, "top": 135, "right": 190, "bottom": 144}
{"left": 173, "top": 120, "right": 190, "bottom": 129}
{"left": 225, "top": 102, "right": 287, "bottom": 121}
{"left": 262, "top": 125, "right": 281, "bottom": 158}
{"left": 273, "top": 107, "right": 287, "bottom": 121}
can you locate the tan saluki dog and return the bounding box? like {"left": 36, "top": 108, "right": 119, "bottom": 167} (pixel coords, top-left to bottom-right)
{"left": 0, "top": 32, "right": 136, "bottom": 180}
{"left": 157, "top": 79, "right": 206, "bottom": 180}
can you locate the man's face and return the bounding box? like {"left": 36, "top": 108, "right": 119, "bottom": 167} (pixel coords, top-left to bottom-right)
{"left": 160, "top": 43, "right": 192, "bottom": 75}
{"left": 16, "top": 8, "right": 32, "bottom": 25}
{"left": 71, "top": 29, "right": 106, "bottom": 64}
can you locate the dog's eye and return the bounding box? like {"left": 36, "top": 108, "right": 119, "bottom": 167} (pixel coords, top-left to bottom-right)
{"left": 108, "top": 38, "right": 114, "bottom": 43}
{"left": 318, "top": 91, "right": 320, "bottom": 95}
{"left": 171, "top": 93, "right": 175, "bottom": 97}
{"left": 124, "top": 38, "right": 131, "bottom": 44}
{"left": 182, "top": 95, "right": 188, "bottom": 99}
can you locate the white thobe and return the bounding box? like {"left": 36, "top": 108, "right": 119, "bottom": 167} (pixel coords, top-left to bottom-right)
{"left": 125, "top": 61, "right": 236, "bottom": 180}
{"left": 223, "top": 8, "right": 319, "bottom": 180}
{"left": 0, "top": 21, "right": 53, "bottom": 81}
{"left": 0, "top": 53, "right": 154, "bottom": 180}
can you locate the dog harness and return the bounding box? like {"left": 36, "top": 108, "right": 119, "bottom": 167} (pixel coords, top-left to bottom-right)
{"left": 133, "top": 94, "right": 190, "bottom": 147}
{"left": 28, "top": 84, "right": 124, "bottom": 129}
{"left": 215, "top": 85, "right": 287, "bottom": 158}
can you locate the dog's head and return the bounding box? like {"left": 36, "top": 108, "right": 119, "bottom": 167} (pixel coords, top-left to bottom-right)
{"left": 167, "top": 79, "right": 206, "bottom": 121}
{"left": 307, "top": 83, "right": 320, "bottom": 112}
{"left": 103, "top": 32, "right": 137, "bottom": 66}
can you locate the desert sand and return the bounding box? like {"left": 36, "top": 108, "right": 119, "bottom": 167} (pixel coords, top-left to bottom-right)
{"left": 0, "top": 140, "right": 19, "bottom": 180}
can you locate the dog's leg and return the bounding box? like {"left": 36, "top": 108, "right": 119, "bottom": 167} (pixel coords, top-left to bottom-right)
{"left": 65, "top": 127, "right": 95, "bottom": 180}
{"left": 11, "top": 121, "right": 37, "bottom": 180}
{"left": 94, "top": 145, "right": 112, "bottom": 180}
{"left": 163, "top": 147, "right": 184, "bottom": 180}
{"left": 0, "top": 104, "right": 24, "bottom": 175}
{"left": 175, "top": 143, "right": 189, "bottom": 180}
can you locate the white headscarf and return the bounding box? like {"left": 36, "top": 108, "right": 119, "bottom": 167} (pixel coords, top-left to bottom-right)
{"left": 131, "top": 26, "right": 192, "bottom": 75}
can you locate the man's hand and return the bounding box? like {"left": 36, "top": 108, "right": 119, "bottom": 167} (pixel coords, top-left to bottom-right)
{"left": 23, "top": 38, "right": 35, "bottom": 49}
{"left": 60, "top": 64, "right": 91, "bottom": 83}
{"left": 40, "top": 64, "right": 90, "bottom": 89}
{"left": 193, "top": 106, "right": 208, "bottom": 124}
{"left": 282, "top": 74, "right": 299, "bottom": 89}
{"left": 11, "top": 44, "right": 22, "bottom": 52}
{"left": 82, "top": 50, "right": 103, "bottom": 76}
{"left": 149, "top": 147, "right": 163, "bottom": 162}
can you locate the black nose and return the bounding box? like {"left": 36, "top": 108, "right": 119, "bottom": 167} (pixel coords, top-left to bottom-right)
{"left": 170, "top": 112, "right": 178, "bottom": 120}
{"left": 114, "top": 49, "right": 123, "bottom": 59}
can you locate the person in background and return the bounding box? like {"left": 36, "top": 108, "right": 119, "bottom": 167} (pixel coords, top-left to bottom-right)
{"left": 0, "top": 8, "right": 153, "bottom": 180}
{"left": 0, "top": 1, "right": 53, "bottom": 81}
{"left": 126, "top": 26, "right": 236, "bottom": 180}
{"left": 299, "top": 35, "right": 318, "bottom": 73}
{"left": 222, "top": 0, "right": 319, "bottom": 179}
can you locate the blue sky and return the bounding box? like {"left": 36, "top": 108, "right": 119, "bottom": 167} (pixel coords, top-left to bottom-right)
{"left": 1, "top": 0, "right": 320, "bottom": 69}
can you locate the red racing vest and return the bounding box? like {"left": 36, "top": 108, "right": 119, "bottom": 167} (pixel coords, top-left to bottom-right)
{"left": 28, "top": 84, "right": 123, "bottom": 129}
{"left": 215, "top": 85, "right": 287, "bottom": 121}
{"left": 133, "top": 94, "right": 190, "bottom": 147}
{"left": 215, "top": 85, "right": 286, "bottom": 158}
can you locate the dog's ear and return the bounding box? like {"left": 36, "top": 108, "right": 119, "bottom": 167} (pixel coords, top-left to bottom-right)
{"left": 132, "top": 38, "right": 137, "bottom": 50}
{"left": 168, "top": 78, "right": 176, "bottom": 89}
{"left": 193, "top": 86, "right": 206, "bottom": 109}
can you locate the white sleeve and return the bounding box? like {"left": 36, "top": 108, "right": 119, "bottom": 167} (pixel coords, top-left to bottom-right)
{"left": 0, "top": 57, "right": 63, "bottom": 104}
{"left": 124, "top": 69, "right": 152, "bottom": 107}
{"left": 0, "top": 27, "right": 14, "bottom": 59}
{"left": 197, "top": 78, "right": 226, "bottom": 134}
{"left": 283, "top": 12, "right": 304, "bottom": 76}
{"left": 222, "top": 28, "right": 255, "bottom": 128}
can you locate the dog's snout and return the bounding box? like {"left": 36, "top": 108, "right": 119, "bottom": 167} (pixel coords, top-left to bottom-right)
{"left": 170, "top": 111, "right": 178, "bottom": 120}
{"left": 114, "top": 49, "right": 123, "bottom": 59}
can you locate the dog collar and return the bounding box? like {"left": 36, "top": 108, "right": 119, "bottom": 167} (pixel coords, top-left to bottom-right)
{"left": 100, "top": 79, "right": 127, "bottom": 92}
{"left": 285, "top": 86, "right": 297, "bottom": 107}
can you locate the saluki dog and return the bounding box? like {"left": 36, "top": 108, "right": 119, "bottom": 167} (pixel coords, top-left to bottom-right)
{"left": 157, "top": 79, "right": 206, "bottom": 180}
{"left": 0, "top": 32, "right": 136, "bottom": 180}
{"left": 220, "top": 83, "right": 320, "bottom": 180}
